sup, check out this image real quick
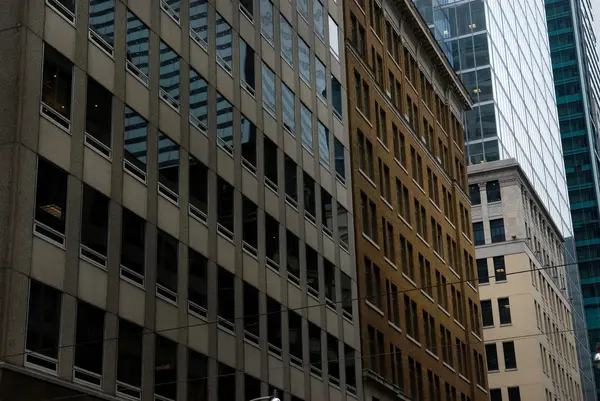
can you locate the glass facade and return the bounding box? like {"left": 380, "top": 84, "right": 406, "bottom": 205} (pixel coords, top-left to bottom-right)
{"left": 414, "top": 0, "right": 573, "bottom": 239}
{"left": 546, "top": 0, "right": 600, "bottom": 399}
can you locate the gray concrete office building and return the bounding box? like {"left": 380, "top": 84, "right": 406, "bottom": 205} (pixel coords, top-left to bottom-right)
{"left": 0, "top": 0, "right": 362, "bottom": 400}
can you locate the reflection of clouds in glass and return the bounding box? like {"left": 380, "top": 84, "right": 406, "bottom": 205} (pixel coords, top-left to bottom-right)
{"left": 262, "top": 63, "right": 276, "bottom": 112}
{"left": 282, "top": 85, "right": 295, "bottom": 133}
{"left": 318, "top": 121, "right": 330, "bottom": 165}
{"left": 299, "top": 38, "right": 311, "bottom": 82}
{"left": 280, "top": 16, "right": 293, "bottom": 63}
{"left": 301, "top": 103, "right": 312, "bottom": 149}
{"left": 260, "top": 0, "right": 274, "bottom": 42}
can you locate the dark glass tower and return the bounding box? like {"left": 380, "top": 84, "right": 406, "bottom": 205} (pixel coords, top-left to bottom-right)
{"left": 546, "top": 0, "right": 600, "bottom": 399}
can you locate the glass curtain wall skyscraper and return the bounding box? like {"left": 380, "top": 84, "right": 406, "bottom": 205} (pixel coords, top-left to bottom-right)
{"left": 546, "top": 0, "right": 600, "bottom": 398}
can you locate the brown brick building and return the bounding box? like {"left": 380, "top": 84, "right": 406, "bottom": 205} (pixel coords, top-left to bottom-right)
{"left": 342, "top": 0, "right": 488, "bottom": 400}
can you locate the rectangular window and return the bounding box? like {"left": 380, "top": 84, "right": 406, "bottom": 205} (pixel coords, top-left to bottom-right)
{"left": 262, "top": 63, "right": 276, "bottom": 114}
{"left": 124, "top": 106, "right": 148, "bottom": 181}
{"left": 507, "top": 387, "right": 521, "bottom": 401}
{"left": 241, "top": 116, "right": 257, "bottom": 172}
{"left": 159, "top": 41, "right": 180, "bottom": 109}
{"left": 85, "top": 77, "right": 112, "bottom": 156}
{"left": 299, "top": 38, "right": 311, "bottom": 83}
{"left": 89, "top": 0, "right": 115, "bottom": 55}
{"left": 306, "top": 245, "right": 319, "bottom": 296}
{"left": 267, "top": 297, "right": 282, "bottom": 354}
{"left": 341, "top": 272, "right": 353, "bottom": 319}
{"left": 289, "top": 311, "right": 303, "bottom": 364}
{"left": 332, "top": 75, "right": 342, "bottom": 118}
{"left": 216, "top": 92, "right": 234, "bottom": 154}
{"left": 477, "top": 258, "right": 488, "bottom": 284}
{"left": 242, "top": 196, "right": 258, "bottom": 254}
{"left": 126, "top": 11, "right": 150, "bottom": 83}
{"left": 239, "top": 40, "right": 256, "bottom": 96}
{"left": 260, "top": 0, "right": 274, "bottom": 43}
{"left": 318, "top": 121, "right": 330, "bottom": 166}
{"left": 161, "top": 0, "right": 181, "bottom": 22}
{"left": 301, "top": 102, "right": 313, "bottom": 150}
{"left": 282, "top": 84, "right": 296, "bottom": 134}
{"left": 316, "top": 57, "right": 327, "bottom": 101}
{"left": 338, "top": 203, "right": 349, "bottom": 250}
{"left": 324, "top": 259, "right": 337, "bottom": 307}
{"left": 487, "top": 180, "right": 501, "bottom": 202}
{"left": 117, "top": 319, "right": 143, "bottom": 397}
{"left": 74, "top": 301, "right": 104, "bottom": 385}
{"left": 189, "top": 155, "right": 208, "bottom": 221}
{"left": 345, "top": 345, "right": 357, "bottom": 393}
{"left": 485, "top": 343, "right": 498, "bottom": 371}
{"left": 188, "top": 248, "right": 208, "bottom": 317}
{"left": 217, "top": 178, "right": 235, "bottom": 239}
{"left": 494, "top": 256, "right": 506, "bottom": 281}
{"left": 240, "top": 0, "right": 253, "bottom": 19}
{"left": 157, "top": 230, "right": 178, "bottom": 303}
{"left": 190, "top": 0, "right": 209, "bottom": 48}
{"left": 34, "top": 158, "right": 68, "bottom": 245}
{"left": 304, "top": 172, "right": 316, "bottom": 221}
{"left": 42, "top": 44, "right": 73, "bottom": 130}
{"left": 481, "top": 300, "right": 493, "bottom": 327}
{"left": 215, "top": 13, "right": 233, "bottom": 74}
{"left": 287, "top": 230, "right": 300, "bottom": 283}
{"left": 80, "top": 184, "right": 109, "bottom": 266}
{"left": 328, "top": 15, "right": 340, "bottom": 59}
{"left": 503, "top": 341, "right": 517, "bottom": 369}
{"left": 490, "top": 218, "right": 505, "bottom": 243}
{"left": 157, "top": 133, "right": 180, "bottom": 202}
{"left": 297, "top": 0, "right": 309, "bottom": 20}
{"left": 264, "top": 136, "right": 278, "bottom": 189}
{"left": 498, "top": 297, "right": 511, "bottom": 324}
{"left": 285, "top": 155, "right": 298, "bottom": 207}
{"left": 334, "top": 138, "right": 346, "bottom": 183}
{"left": 280, "top": 15, "right": 293, "bottom": 65}
{"left": 217, "top": 266, "right": 236, "bottom": 331}
{"left": 26, "top": 280, "right": 62, "bottom": 372}
{"left": 314, "top": 0, "right": 325, "bottom": 39}
{"left": 189, "top": 69, "right": 208, "bottom": 131}
{"left": 321, "top": 188, "right": 334, "bottom": 235}
{"left": 309, "top": 323, "right": 322, "bottom": 375}
{"left": 265, "top": 213, "right": 280, "bottom": 269}
{"left": 120, "top": 207, "right": 145, "bottom": 284}
{"left": 469, "top": 184, "right": 480, "bottom": 205}
{"left": 154, "top": 335, "right": 178, "bottom": 400}
{"left": 473, "top": 222, "right": 484, "bottom": 245}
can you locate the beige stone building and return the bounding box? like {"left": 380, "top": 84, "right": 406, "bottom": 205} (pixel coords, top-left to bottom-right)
{"left": 469, "top": 159, "right": 583, "bottom": 401}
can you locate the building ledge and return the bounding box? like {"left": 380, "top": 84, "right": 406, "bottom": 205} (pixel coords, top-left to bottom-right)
{"left": 362, "top": 369, "right": 412, "bottom": 400}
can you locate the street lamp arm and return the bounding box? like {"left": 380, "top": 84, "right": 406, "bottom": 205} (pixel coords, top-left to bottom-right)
{"left": 248, "top": 397, "right": 273, "bottom": 401}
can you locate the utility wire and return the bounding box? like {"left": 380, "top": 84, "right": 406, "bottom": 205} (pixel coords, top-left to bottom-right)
{"left": 37, "top": 323, "right": 583, "bottom": 401}
{"left": 1, "top": 258, "right": 577, "bottom": 360}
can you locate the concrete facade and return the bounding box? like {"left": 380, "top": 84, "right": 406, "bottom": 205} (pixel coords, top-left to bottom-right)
{"left": 469, "top": 159, "right": 583, "bottom": 401}
{"left": 0, "top": 0, "right": 362, "bottom": 400}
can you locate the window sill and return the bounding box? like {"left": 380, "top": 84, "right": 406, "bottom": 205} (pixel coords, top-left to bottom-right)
{"left": 381, "top": 196, "right": 394, "bottom": 211}
{"left": 429, "top": 198, "right": 442, "bottom": 214}
{"left": 466, "top": 281, "right": 477, "bottom": 292}
{"left": 476, "top": 384, "right": 487, "bottom": 394}
{"left": 432, "top": 250, "right": 445, "bottom": 264}
{"left": 412, "top": 179, "right": 426, "bottom": 195}
{"left": 376, "top": 137, "right": 390, "bottom": 154}
{"left": 442, "top": 362, "right": 455, "bottom": 373}
{"left": 420, "top": 289, "right": 434, "bottom": 304}
{"left": 359, "top": 169, "right": 377, "bottom": 188}
{"left": 355, "top": 107, "right": 372, "bottom": 127}
{"left": 444, "top": 216, "right": 456, "bottom": 230}
{"left": 398, "top": 215, "right": 412, "bottom": 230}
{"left": 459, "top": 374, "right": 470, "bottom": 384}
{"left": 394, "top": 158, "right": 409, "bottom": 176}
{"left": 362, "top": 233, "right": 380, "bottom": 250}
{"left": 499, "top": 323, "right": 513, "bottom": 327}
{"left": 462, "top": 232, "right": 473, "bottom": 245}
{"left": 471, "top": 332, "right": 482, "bottom": 342}
{"left": 425, "top": 349, "right": 439, "bottom": 361}
{"left": 366, "top": 300, "right": 384, "bottom": 316}
{"left": 448, "top": 265, "right": 461, "bottom": 279}
{"left": 454, "top": 319, "right": 465, "bottom": 331}
{"left": 416, "top": 234, "right": 429, "bottom": 248}
{"left": 438, "top": 305, "right": 450, "bottom": 317}
{"left": 406, "top": 335, "right": 421, "bottom": 348}
{"left": 487, "top": 369, "right": 500, "bottom": 374}
{"left": 389, "top": 321, "right": 402, "bottom": 334}
{"left": 402, "top": 272, "right": 417, "bottom": 288}
{"left": 384, "top": 257, "right": 397, "bottom": 270}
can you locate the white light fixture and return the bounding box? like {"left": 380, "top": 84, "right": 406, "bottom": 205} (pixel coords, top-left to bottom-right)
{"left": 593, "top": 344, "right": 600, "bottom": 369}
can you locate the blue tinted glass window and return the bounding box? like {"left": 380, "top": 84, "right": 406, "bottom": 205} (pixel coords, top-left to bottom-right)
{"left": 262, "top": 63, "right": 276, "bottom": 114}
{"left": 260, "top": 0, "right": 274, "bottom": 44}
{"left": 299, "top": 38, "right": 311, "bottom": 83}
{"left": 314, "top": 1, "right": 325, "bottom": 40}
{"left": 216, "top": 13, "right": 233, "bottom": 73}
{"left": 162, "top": 0, "right": 181, "bottom": 21}
{"left": 316, "top": 58, "right": 327, "bottom": 100}
{"left": 89, "top": 0, "right": 115, "bottom": 51}
{"left": 332, "top": 75, "right": 342, "bottom": 118}
{"left": 334, "top": 138, "right": 345, "bottom": 181}
{"left": 282, "top": 84, "right": 295, "bottom": 134}
{"left": 126, "top": 11, "right": 150, "bottom": 81}
{"left": 124, "top": 106, "right": 148, "bottom": 174}
{"left": 158, "top": 132, "right": 180, "bottom": 195}
{"left": 297, "top": 0, "right": 309, "bottom": 20}
{"left": 301, "top": 103, "right": 312, "bottom": 150}
{"left": 241, "top": 116, "right": 257, "bottom": 168}
{"left": 318, "top": 121, "right": 330, "bottom": 166}
{"left": 189, "top": 69, "right": 208, "bottom": 131}
{"left": 159, "top": 41, "right": 181, "bottom": 109}
{"left": 216, "top": 92, "right": 234, "bottom": 153}
{"left": 190, "top": 0, "right": 209, "bottom": 48}
{"left": 240, "top": 40, "right": 256, "bottom": 92}
{"left": 280, "top": 15, "right": 294, "bottom": 65}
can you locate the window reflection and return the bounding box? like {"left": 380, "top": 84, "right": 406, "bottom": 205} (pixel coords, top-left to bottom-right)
{"left": 299, "top": 38, "right": 311, "bottom": 83}
{"left": 332, "top": 75, "right": 342, "bottom": 118}
{"left": 216, "top": 13, "right": 233, "bottom": 73}
{"left": 316, "top": 58, "right": 327, "bottom": 100}
{"left": 159, "top": 41, "right": 181, "bottom": 109}
{"left": 280, "top": 16, "right": 294, "bottom": 65}
{"left": 260, "top": 0, "right": 274, "bottom": 44}
{"left": 124, "top": 106, "right": 148, "bottom": 176}
{"left": 89, "top": 0, "right": 115, "bottom": 51}
{"left": 241, "top": 116, "right": 257, "bottom": 169}
{"left": 262, "top": 63, "right": 276, "bottom": 114}
{"left": 189, "top": 69, "right": 208, "bottom": 131}
{"left": 216, "top": 92, "right": 234, "bottom": 153}
{"left": 190, "top": 0, "right": 209, "bottom": 48}
{"left": 240, "top": 40, "right": 256, "bottom": 94}
{"left": 282, "top": 84, "right": 295, "bottom": 134}
{"left": 301, "top": 103, "right": 313, "bottom": 150}
{"left": 157, "top": 133, "right": 180, "bottom": 196}
{"left": 328, "top": 16, "right": 340, "bottom": 59}
{"left": 126, "top": 11, "right": 150, "bottom": 81}
{"left": 318, "top": 121, "right": 330, "bottom": 166}
{"left": 314, "top": 1, "right": 325, "bottom": 40}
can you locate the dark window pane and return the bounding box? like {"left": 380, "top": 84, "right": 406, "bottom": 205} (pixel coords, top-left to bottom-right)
{"left": 494, "top": 256, "right": 506, "bottom": 281}
{"left": 243, "top": 196, "right": 258, "bottom": 249}
{"left": 306, "top": 245, "right": 319, "bottom": 294}
{"left": 485, "top": 343, "right": 498, "bottom": 371}
{"left": 334, "top": 138, "right": 346, "bottom": 181}
{"left": 35, "top": 158, "right": 68, "bottom": 236}
{"left": 216, "top": 13, "right": 233, "bottom": 73}
{"left": 121, "top": 207, "right": 145, "bottom": 276}
{"left": 243, "top": 283, "right": 260, "bottom": 339}
{"left": 264, "top": 136, "right": 278, "bottom": 186}
{"left": 42, "top": 44, "right": 73, "bottom": 126}
{"left": 503, "top": 341, "right": 517, "bottom": 369}
{"left": 265, "top": 213, "right": 280, "bottom": 266}
{"left": 75, "top": 301, "right": 105, "bottom": 375}
{"left": 216, "top": 92, "right": 234, "bottom": 152}
{"left": 477, "top": 258, "right": 488, "bottom": 284}
{"left": 304, "top": 172, "right": 316, "bottom": 218}
{"left": 26, "top": 280, "right": 62, "bottom": 359}
{"left": 240, "top": 40, "right": 255, "bottom": 91}
{"left": 189, "top": 155, "right": 208, "bottom": 217}
{"left": 287, "top": 230, "right": 300, "bottom": 280}
{"left": 117, "top": 319, "right": 143, "bottom": 388}
{"left": 85, "top": 77, "right": 112, "bottom": 149}
{"left": 332, "top": 75, "right": 342, "bottom": 118}
{"left": 218, "top": 266, "right": 235, "bottom": 327}
{"left": 81, "top": 184, "right": 110, "bottom": 258}
{"left": 154, "top": 336, "right": 177, "bottom": 399}
{"left": 241, "top": 115, "right": 257, "bottom": 169}
{"left": 188, "top": 349, "right": 208, "bottom": 401}
{"left": 158, "top": 133, "right": 180, "bottom": 196}
{"left": 157, "top": 230, "right": 178, "bottom": 294}
{"left": 188, "top": 248, "right": 208, "bottom": 310}
{"left": 217, "top": 178, "right": 235, "bottom": 235}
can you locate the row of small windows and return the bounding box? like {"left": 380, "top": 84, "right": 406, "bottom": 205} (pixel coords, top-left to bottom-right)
{"left": 25, "top": 279, "right": 358, "bottom": 400}
{"left": 469, "top": 180, "right": 501, "bottom": 205}
{"left": 34, "top": 155, "right": 353, "bottom": 316}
